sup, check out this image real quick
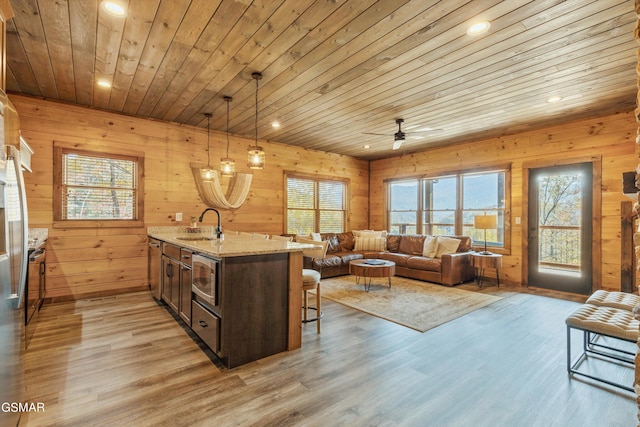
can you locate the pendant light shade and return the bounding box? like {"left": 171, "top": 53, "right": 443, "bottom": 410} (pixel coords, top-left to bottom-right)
{"left": 200, "top": 113, "right": 215, "bottom": 182}
{"left": 220, "top": 96, "right": 235, "bottom": 176}
{"left": 248, "top": 72, "right": 265, "bottom": 170}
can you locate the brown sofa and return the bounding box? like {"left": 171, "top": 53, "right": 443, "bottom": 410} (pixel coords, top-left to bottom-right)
{"left": 303, "top": 231, "right": 476, "bottom": 286}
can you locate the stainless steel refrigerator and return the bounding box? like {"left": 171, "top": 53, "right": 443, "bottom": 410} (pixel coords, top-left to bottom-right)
{"left": 0, "top": 92, "right": 28, "bottom": 426}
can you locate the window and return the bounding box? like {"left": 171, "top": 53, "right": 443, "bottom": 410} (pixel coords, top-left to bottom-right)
{"left": 54, "top": 144, "right": 144, "bottom": 227}
{"left": 388, "top": 180, "right": 418, "bottom": 234}
{"left": 387, "top": 167, "right": 510, "bottom": 252}
{"left": 286, "top": 174, "right": 348, "bottom": 234}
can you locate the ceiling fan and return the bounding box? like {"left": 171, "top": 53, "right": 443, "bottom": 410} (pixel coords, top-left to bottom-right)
{"left": 364, "top": 118, "right": 443, "bottom": 150}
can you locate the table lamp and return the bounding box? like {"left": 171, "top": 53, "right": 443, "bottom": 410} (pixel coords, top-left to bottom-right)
{"left": 474, "top": 213, "right": 497, "bottom": 255}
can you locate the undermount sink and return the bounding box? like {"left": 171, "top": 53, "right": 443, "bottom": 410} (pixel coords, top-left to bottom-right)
{"left": 177, "top": 236, "right": 214, "bottom": 241}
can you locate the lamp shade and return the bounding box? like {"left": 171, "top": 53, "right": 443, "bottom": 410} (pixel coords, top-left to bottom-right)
{"left": 474, "top": 214, "right": 497, "bottom": 230}
{"left": 220, "top": 158, "right": 235, "bottom": 176}
{"left": 200, "top": 167, "right": 215, "bottom": 182}
{"left": 247, "top": 146, "right": 265, "bottom": 169}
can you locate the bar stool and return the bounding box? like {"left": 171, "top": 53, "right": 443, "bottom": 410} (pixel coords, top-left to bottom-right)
{"left": 302, "top": 268, "right": 322, "bottom": 333}
{"left": 298, "top": 238, "right": 328, "bottom": 334}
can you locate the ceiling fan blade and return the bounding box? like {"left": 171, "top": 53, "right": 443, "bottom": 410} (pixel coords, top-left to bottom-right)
{"left": 362, "top": 132, "right": 389, "bottom": 136}
{"left": 406, "top": 128, "right": 444, "bottom": 136}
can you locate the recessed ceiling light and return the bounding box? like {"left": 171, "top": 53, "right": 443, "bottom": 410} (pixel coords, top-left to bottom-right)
{"left": 101, "top": 1, "right": 126, "bottom": 17}
{"left": 271, "top": 121, "right": 281, "bottom": 129}
{"left": 466, "top": 21, "right": 490, "bottom": 36}
{"left": 547, "top": 96, "right": 563, "bottom": 103}
{"left": 97, "top": 80, "right": 112, "bottom": 88}
{"left": 363, "top": 145, "right": 370, "bottom": 149}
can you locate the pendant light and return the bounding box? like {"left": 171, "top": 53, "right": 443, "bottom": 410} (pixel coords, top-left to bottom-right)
{"left": 200, "top": 113, "right": 215, "bottom": 182}
{"left": 247, "top": 72, "right": 265, "bottom": 169}
{"left": 220, "top": 96, "right": 235, "bottom": 176}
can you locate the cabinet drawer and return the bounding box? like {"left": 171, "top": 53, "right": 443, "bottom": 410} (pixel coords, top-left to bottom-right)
{"left": 162, "top": 242, "right": 180, "bottom": 260}
{"left": 191, "top": 301, "right": 220, "bottom": 353}
{"left": 180, "top": 248, "right": 193, "bottom": 265}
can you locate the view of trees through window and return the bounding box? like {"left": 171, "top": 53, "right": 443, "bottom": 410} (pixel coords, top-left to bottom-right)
{"left": 388, "top": 170, "right": 507, "bottom": 249}
{"left": 62, "top": 152, "right": 137, "bottom": 220}
{"left": 286, "top": 175, "right": 346, "bottom": 234}
{"left": 537, "top": 173, "right": 581, "bottom": 272}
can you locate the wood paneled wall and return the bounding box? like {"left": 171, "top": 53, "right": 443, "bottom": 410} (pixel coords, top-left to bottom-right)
{"left": 370, "top": 111, "right": 638, "bottom": 292}
{"left": 11, "top": 95, "right": 369, "bottom": 301}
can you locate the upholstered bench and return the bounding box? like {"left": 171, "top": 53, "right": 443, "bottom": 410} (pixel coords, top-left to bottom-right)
{"left": 585, "top": 289, "right": 640, "bottom": 312}
{"left": 565, "top": 303, "right": 638, "bottom": 392}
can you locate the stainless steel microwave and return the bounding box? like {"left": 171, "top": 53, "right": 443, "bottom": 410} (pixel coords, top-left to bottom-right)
{"left": 191, "top": 254, "right": 219, "bottom": 309}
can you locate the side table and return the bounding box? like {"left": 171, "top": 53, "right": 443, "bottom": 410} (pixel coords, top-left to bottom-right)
{"left": 471, "top": 253, "right": 502, "bottom": 288}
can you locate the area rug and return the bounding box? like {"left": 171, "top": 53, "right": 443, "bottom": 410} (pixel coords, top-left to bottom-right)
{"left": 315, "top": 275, "right": 502, "bottom": 332}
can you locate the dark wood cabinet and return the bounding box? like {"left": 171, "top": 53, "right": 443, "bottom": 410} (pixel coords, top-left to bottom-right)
{"left": 161, "top": 255, "right": 179, "bottom": 313}
{"left": 179, "top": 248, "right": 193, "bottom": 325}
{"left": 162, "top": 243, "right": 193, "bottom": 324}
{"left": 212, "top": 253, "right": 289, "bottom": 369}
{"left": 155, "top": 237, "right": 293, "bottom": 369}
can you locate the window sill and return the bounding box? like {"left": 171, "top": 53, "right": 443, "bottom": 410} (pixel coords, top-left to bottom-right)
{"left": 52, "top": 220, "right": 144, "bottom": 229}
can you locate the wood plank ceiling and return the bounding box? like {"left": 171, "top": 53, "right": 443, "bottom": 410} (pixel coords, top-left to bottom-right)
{"left": 5, "top": 0, "right": 637, "bottom": 160}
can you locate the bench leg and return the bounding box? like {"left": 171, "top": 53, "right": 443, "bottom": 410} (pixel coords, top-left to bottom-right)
{"left": 566, "top": 325, "right": 635, "bottom": 392}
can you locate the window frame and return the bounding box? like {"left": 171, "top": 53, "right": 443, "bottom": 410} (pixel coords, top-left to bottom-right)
{"left": 284, "top": 171, "right": 349, "bottom": 235}
{"left": 386, "top": 165, "right": 511, "bottom": 254}
{"left": 53, "top": 141, "right": 144, "bottom": 228}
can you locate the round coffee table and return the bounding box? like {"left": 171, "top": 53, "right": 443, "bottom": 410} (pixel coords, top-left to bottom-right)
{"left": 349, "top": 259, "right": 396, "bottom": 292}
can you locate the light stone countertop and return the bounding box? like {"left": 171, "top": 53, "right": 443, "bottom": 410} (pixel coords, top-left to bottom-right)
{"left": 147, "top": 226, "right": 318, "bottom": 258}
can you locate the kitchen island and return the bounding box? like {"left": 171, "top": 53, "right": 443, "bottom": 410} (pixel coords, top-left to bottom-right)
{"left": 148, "top": 227, "right": 312, "bottom": 368}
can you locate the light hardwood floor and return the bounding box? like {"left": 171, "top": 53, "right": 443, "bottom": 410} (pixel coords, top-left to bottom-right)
{"left": 19, "top": 284, "right": 636, "bottom": 427}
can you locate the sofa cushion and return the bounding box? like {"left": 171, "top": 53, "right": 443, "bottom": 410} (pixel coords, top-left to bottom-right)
{"left": 314, "top": 254, "right": 343, "bottom": 269}
{"left": 386, "top": 235, "right": 402, "bottom": 252}
{"left": 337, "top": 232, "right": 356, "bottom": 251}
{"left": 398, "top": 235, "right": 426, "bottom": 255}
{"left": 337, "top": 251, "right": 364, "bottom": 264}
{"left": 435, "top": 236, "right": 461, "bottom": 258}
{"left": 324, "top": 234, "right": 341, "bottom": 253}
{"left": 354, "top": 236, "right": 386, "bottom": 251}
{"left": 406, "top": 256, "right": 442, "bottom": 272}
{"left": 456, "top": 236, "right": 472, "bottom": 252}
{"left": 379, "top": 252, "right": 412, "bottom": 267}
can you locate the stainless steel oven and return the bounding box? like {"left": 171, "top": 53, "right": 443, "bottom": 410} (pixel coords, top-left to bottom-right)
{"left": 191, "top": 254, "right": 219, "bottom": 309}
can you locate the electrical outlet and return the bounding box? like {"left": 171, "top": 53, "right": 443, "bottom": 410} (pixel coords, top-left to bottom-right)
{"left": 176, "top": 212, "right": 183, "bottom": 222}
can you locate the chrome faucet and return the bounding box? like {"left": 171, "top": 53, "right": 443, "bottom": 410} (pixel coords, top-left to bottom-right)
{"left": 198, "top": 208, "right": 223, "bottom": 239}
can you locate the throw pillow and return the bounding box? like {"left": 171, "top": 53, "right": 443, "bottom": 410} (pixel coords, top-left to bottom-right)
{"left": 353, "top": 229, "right": 387, "bottom": 238}
{"left": 354, "top": 236, "right": 387, "bottom": 252}
{"left": 422, "top": 235, "right": 438, "bottom": 257}
{"left": 435, "top": 236, "right": 461, "bottom": 258}
{"left": 311, "top": 232, "right": 322, "bottom": 241}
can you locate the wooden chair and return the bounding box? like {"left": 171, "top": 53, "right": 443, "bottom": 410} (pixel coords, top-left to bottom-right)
{"left": 300, "top": 240, "right": 328, "bottom": 333}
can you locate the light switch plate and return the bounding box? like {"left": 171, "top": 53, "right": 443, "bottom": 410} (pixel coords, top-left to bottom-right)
{"left": 515, "top": 216, "right": 521, "bottom": 225}
{"left": 176, "top": 212, "right": 183, "bottom": 221}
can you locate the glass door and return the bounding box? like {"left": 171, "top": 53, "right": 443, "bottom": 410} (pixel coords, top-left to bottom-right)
{"left": 528, "top": 163, "right": 592, "bottom": 294}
